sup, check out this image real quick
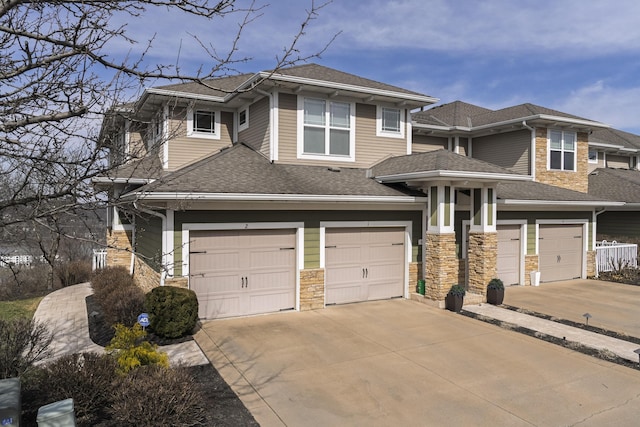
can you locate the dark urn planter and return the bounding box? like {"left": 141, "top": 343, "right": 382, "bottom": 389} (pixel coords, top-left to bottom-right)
{"left": 445, "top": 294, "right": 464, "bottom": 312}
{"left": 486, "top": 288, "right": 504, "bottom": 305}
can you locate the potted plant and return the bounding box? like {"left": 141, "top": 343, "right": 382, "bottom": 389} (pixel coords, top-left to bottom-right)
{"left": 445, "top": 284, "right": 465, "bottom": 312}
{"left": 486, "top": 278, "right": 504, "bottom": 305}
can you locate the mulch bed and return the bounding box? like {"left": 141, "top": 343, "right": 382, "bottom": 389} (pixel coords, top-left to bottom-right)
{"left": 86, "top": 295, "right": 259, "bottom": 427}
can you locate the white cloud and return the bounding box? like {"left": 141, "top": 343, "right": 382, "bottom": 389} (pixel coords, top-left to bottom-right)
{"left": 556, "top": 81, "right": 640, "bottom": 132}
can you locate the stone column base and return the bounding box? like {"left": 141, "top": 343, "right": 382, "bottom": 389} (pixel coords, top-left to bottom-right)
{"left": 300, "top": 268, "right": 325, "bottom": 311}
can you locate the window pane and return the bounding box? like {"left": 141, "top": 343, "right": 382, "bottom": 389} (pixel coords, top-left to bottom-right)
{"left": 550, "top": 130, "right": 562, "bottom": 149}
{"left": 564, "top": 152, "right": 574, "bottom": 170}
{"left": 382, "top": 108, "right": 401, "bottom": 132}
{"left": 239, "top": 110, "right": 247, "bottom": 125}
{"left": 329, "top": 129, "right": 350, "bottom": 155}
{"left": 195, "top": 111, "right": 214, "bottom": 133}
{"left": 304, "top": 99, "right": 325, "bottom": 125}
{"left": 588, "top": 150, "right": 597, "bottom": 162}
{"left": 550, "top": 150, "right": 562, "bottom": 170}
{"left": 564, "top": 132, "right": 575, "bottom": 150}
{"left": 303, "top": 127, "right": 325, "bottom": 153}
{"left": 330, "top": 102, "right": 350, "bottom": 128}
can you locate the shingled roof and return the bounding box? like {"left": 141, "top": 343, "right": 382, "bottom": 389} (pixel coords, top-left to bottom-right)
{"left": 589, "top": 168, "right": 640, "bottom": 203}
{"left": 497, "top": 180, "right": 612, "bottom": 203}
{"left": 590, "top": 128, "right": 640, "bottom": 150}
{"left": 412, "top": 101, "right": 493, "bottom": 127}
{"left": 370, "top": 149, "right": 528, "bottom": 179}
{"left": 130, "top": 144, "right": 424, "bottom": 199}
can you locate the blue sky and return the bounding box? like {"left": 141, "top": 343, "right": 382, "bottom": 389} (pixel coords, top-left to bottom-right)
{"left": 115, "top": 0, "right": 640, "bottom": 133}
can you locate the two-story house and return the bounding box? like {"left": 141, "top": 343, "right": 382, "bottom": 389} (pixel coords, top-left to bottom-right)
{"left": 95, "top": 64, "right": 624, "bottom": 320}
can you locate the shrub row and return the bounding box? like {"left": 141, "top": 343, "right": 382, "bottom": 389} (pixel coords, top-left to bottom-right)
{"left": 91, "top": 266, "right": 144, "bottom": 327}
{"left": 21, "top": 352, "right": 207, "bottom": 427}
{"left": 0, "top": 261, "right": 93, "bottom": 300}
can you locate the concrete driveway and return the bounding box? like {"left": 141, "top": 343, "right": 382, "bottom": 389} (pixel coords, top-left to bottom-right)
{"left": 195, "top": 299, "right": 640, "bottom": 426}
{"left": 505, "top": 279, "right": 640, "bottom": 338}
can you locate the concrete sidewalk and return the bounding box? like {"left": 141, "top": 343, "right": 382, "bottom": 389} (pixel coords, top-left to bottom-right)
{"left": 33, "top": 283, "right": 208, "bottom": 366}
{"left": 464, "top": 304, "right": 640, "bottom": 363}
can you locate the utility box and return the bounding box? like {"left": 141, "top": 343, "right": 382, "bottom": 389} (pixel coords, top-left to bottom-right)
{"left": 0, "top": 377, "right": 21, "bottom": 427}
{"left": 36, "top": 398, "right": 76, "bottom": 427}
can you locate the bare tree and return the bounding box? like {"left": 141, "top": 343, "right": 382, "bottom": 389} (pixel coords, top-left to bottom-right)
{"left": 0, "top": 0, "right": 335, "bottom": 286}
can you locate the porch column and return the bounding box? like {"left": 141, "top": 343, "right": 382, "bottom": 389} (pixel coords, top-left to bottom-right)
{"left": 467, "top": 186, "right": 498, "bottom": 295}
{"left": 424, "top": 184, "right": 458, "bottom": 301}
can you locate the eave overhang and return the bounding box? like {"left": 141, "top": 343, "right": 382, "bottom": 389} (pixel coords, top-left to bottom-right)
{"left": 127, "top": 192, "right": 428, "bottom": 204}
{"left": 374, "top": 170, "right": 533, "bottom": 184}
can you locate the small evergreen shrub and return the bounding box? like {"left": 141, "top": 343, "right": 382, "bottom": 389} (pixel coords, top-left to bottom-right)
{"left": 109, "top": 365, "right": 207, "bottom": 427}
{"left": 21, "top": 352, "right": 117, "bottom": 426}
{"left": 487, "top": 278, "right": 504, "bottom": 290}
{"left": 0, "top": 318, "right": 53, "bottom": 379}
{"left": 447, "top": 284, "right": 466, "bottom": 297}
{"left": 106, "top": 323, "right": 169, "bottom": 374}
{"left": 145, "top": 286, "right": 199, "bottom": 339}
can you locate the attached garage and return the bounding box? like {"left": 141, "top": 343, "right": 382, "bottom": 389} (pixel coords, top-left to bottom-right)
{"left": 325, "top": 227, "right": 405, "bottom": 305}
{"left": 497, "top": 224, "right": 522, "bottom": 286}
{"left": 538, "top": 224, "right": 584, "bottom": 282}
{"left": 189, "top": 229, "right": 296, "bottom": 319}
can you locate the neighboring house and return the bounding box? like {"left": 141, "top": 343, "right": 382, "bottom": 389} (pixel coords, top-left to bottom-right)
{"left": 95, "top": 64, "right": 627, "bottom": 320}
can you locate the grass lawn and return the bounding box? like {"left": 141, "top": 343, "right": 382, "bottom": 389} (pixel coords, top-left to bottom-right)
{"left": 0, "top": 296, "right": 43, "bottom": 320}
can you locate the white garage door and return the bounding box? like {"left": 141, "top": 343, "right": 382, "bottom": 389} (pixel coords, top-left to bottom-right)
{"left": 189, "top": 229, "right": 296, "bottom": 319}
{"left": 497, "top": 224, "right": 522, "bottom": 285}
{"left": 539, "top": 224, "right": 583, "bottom": 282}
{"left": 325, "top": 227, "right": 405, "bottom": 305}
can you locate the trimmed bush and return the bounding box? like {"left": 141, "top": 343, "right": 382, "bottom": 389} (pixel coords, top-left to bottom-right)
{"left": 0, "top": 318, "right": 53, "bottom": 379}
{"left": 109, "top": 365, "right": 207, "bottom": 426}
{"left": 21, "top": 352, "right": 117, "bottom": 426}
{"left": 91, "top": 265, "right": 135, "bottom": 303}
{"left": 145, "top": 286, "right": 199, "bottom": 339}
{"left": 91, "top": 266, "right": 143, "bottom": 326}
{"left": 106, "top": 323, "right": 169, "bottom": 374}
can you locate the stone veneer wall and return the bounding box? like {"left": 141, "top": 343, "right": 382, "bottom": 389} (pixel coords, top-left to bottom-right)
{"left": 300, "top": 268, "right": 325, "bottom": 311}
{"left": 165, "top": 277, "right": 188, "bottom": 288}
{"left": 525, "top": 255, "right": 539, "bottom": 286}
{"left": 106, "top": 230, "right": 132, "bottom": 270}
{"left": 425, "top": 233, "right": 459, "bottom": 300}
{"left": 408, "top": 262, "right": 422, "bottom": 294}
{"left": 467, "top": 232, "right": 497, "bottom": 295}
{"left": 132, "top": 256, "right": 161, "bottom": 293}
{"left": 535, "top": 128, "right": 589, "bottom": 193}
{"left": 586, "top": 250, "right": 596, "bottom": 278}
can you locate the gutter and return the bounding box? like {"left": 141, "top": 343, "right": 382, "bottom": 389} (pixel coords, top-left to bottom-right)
{"left": 374, "top": 170, "right": 534, "bottom": 184}
{"left": 129, "top": 193, "right": 428, "bottom": 203}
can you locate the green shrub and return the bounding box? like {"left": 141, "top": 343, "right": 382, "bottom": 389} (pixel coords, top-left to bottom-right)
{"left": 487, "top": 278, "right": 504, "bottom": 290}
{"left": 0, "top": 318, "right": 53, "bottom": 379}
{"left": 108, "top": 365, "right": 206, "bottom": 427}
{"left": 21, "top": 353, "right": 117, "bottom": 426}
{"left": 145, "top": 286, "right": 199, "bottom": 339}
{"left": 447, "top": 284, "right": 466, "bottom": 297}
{"left": 106, "top": 323, "right": 169, "bottom": 374}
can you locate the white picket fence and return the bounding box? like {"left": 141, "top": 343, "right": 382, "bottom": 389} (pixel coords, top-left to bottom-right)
{"left": 92, "top": 249, "right": 107, "bottom": 271}
{"left": 595, "top": 240, "right": 638, "bottom": 273}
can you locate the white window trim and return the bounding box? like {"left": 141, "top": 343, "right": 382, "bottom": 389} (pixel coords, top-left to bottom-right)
{"left": 187, "top": 105, "right": 221, "bottom": 140}
{"left": 547, "top": 129, "right": 577, "bottom": 172}
{"left": 238, "top": 106, "right": 249, "bottom": 133}
{"left": 297, "top": 96, "right": 356, "bottom": 162}
{"left": 588, "top": 149, "right": 598, "bottom": 164}
{"left": 376, "top": 105, "right": 405, "bottom": 139}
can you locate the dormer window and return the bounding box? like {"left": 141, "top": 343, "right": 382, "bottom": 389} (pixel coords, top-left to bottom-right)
{"left": 548, "top": 130, "right": 576, "bottom": 171}
{"left": 187, "top": 106, "right": 220, "bottom": 140}
{"left": 297, "top": 96, "right": 355, "bottom": 162}
{"left": 376, "top": 106, "right": 405, "bottom": 138}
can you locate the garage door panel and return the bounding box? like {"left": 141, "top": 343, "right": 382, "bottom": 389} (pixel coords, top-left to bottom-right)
{"left": 497, "top": 225, "right": 521, "bottom": 286}
{"left": 325, "top": 227, "right": 405, "bottom": 305}
{"left": 539, "top": 225, "right": 583, "bottom": 282}
{"left": 189, "top": 229, "right": 296, "bottom": 319}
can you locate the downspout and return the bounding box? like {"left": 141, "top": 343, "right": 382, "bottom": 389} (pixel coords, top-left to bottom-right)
{"left": 133, "top": 201, "right": 167, "bottom": 286}
{"left": 256, "top": 89, "right": 276, "bottom": 162}
{"left": 522, "top": 121, "right": 535, "bottom": 179}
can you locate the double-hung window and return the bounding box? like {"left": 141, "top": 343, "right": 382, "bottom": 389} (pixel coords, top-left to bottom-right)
{"left": 548, "top": 130, "right": 576, "bottom": 171}
{"left": 299, "top": 97, "right": 354, "bottom": 160}
{"left": 187, "top": 106, "right": 220, "bottom": 139}
{"left": 376, "top": 106, "right": 404, "bottom": 138}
